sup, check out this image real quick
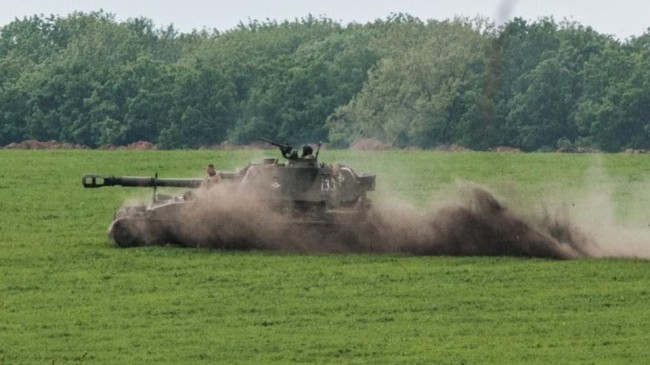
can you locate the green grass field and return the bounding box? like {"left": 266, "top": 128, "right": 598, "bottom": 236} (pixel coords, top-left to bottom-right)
{"left": 1, "top": 150, "right": 649, "bottom": 364}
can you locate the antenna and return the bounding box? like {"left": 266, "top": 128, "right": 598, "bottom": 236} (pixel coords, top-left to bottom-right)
{"left": 315, "top": 141, "right": 322, "bottom": 159}
{"left": 152, "top": 172, "right": 158, "bottom": 204}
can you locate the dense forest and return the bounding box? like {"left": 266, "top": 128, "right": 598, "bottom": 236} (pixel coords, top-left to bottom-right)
{"left": 0, "top": 12, "right": 648, "bottom": 151}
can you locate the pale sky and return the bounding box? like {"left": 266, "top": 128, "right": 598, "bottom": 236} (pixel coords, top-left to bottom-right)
{"left": 1, "top": 0, "right": 648, "bottom": 40}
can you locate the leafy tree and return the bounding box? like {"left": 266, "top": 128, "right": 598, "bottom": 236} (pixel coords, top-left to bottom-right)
{"left": 506, "top": 55, "right": 575, "bottom": 150}
{"left": 328, "top": 18, "right": 488, "bottom": 148}
{"left": 159, "top": 62, "right": 236, "bottom": 148}
{"left": 0, "top": 12, "right": 647, "bottom": 150}
{"left": 575, "top": 32, "right": 650, "bottom": 151}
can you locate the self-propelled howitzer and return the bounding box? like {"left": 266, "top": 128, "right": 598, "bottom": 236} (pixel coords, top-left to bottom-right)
{"left": 83, "top": 140, "right": 376, "bottom": 248}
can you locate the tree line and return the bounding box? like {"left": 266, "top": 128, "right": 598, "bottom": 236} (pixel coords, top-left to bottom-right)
{"left": 0, "top": 11, "right": 648, "bottom": 151}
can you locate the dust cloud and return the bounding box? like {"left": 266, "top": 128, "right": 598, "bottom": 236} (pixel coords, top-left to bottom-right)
{"left": 146, "top": 180, "right": 647, "bottom": 260}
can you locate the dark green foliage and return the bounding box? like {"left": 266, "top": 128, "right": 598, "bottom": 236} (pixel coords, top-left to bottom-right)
{"left": 0, "top": 12, "right": 648, "bottom": 150}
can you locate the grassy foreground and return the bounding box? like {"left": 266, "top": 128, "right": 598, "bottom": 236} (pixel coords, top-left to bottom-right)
{"left": 0, "top": 149, "right": 649, "bottom": 364}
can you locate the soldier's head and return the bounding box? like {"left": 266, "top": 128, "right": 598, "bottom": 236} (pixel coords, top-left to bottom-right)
{"left": 302, "top": 145, "right": 313, "bottom": 157}
{"left": 207, "top": 164, "right": 216, "bottom": 177}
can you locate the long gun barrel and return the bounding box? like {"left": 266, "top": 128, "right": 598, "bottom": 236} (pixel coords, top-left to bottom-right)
{"left": 257, "top": 137, "right": 296, "bottom": 159}
{"left": 257, "top": 137, "right": 290, "bottom": 150}
{"left": 82, "top": 174, "right": 203, "bottom": 189}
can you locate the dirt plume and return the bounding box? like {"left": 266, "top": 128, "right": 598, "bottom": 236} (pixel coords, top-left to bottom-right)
{"left": 138, "top": 181, "right": 633, "bottom": 260}
{"left": 171, "top": 181, "right": 373, "bottom": 253}
{"left": 371, "top": 185, "right": 591, "bottom": 259}
{"left": 4, "top": 139, "right": 88, "bottom": 149}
